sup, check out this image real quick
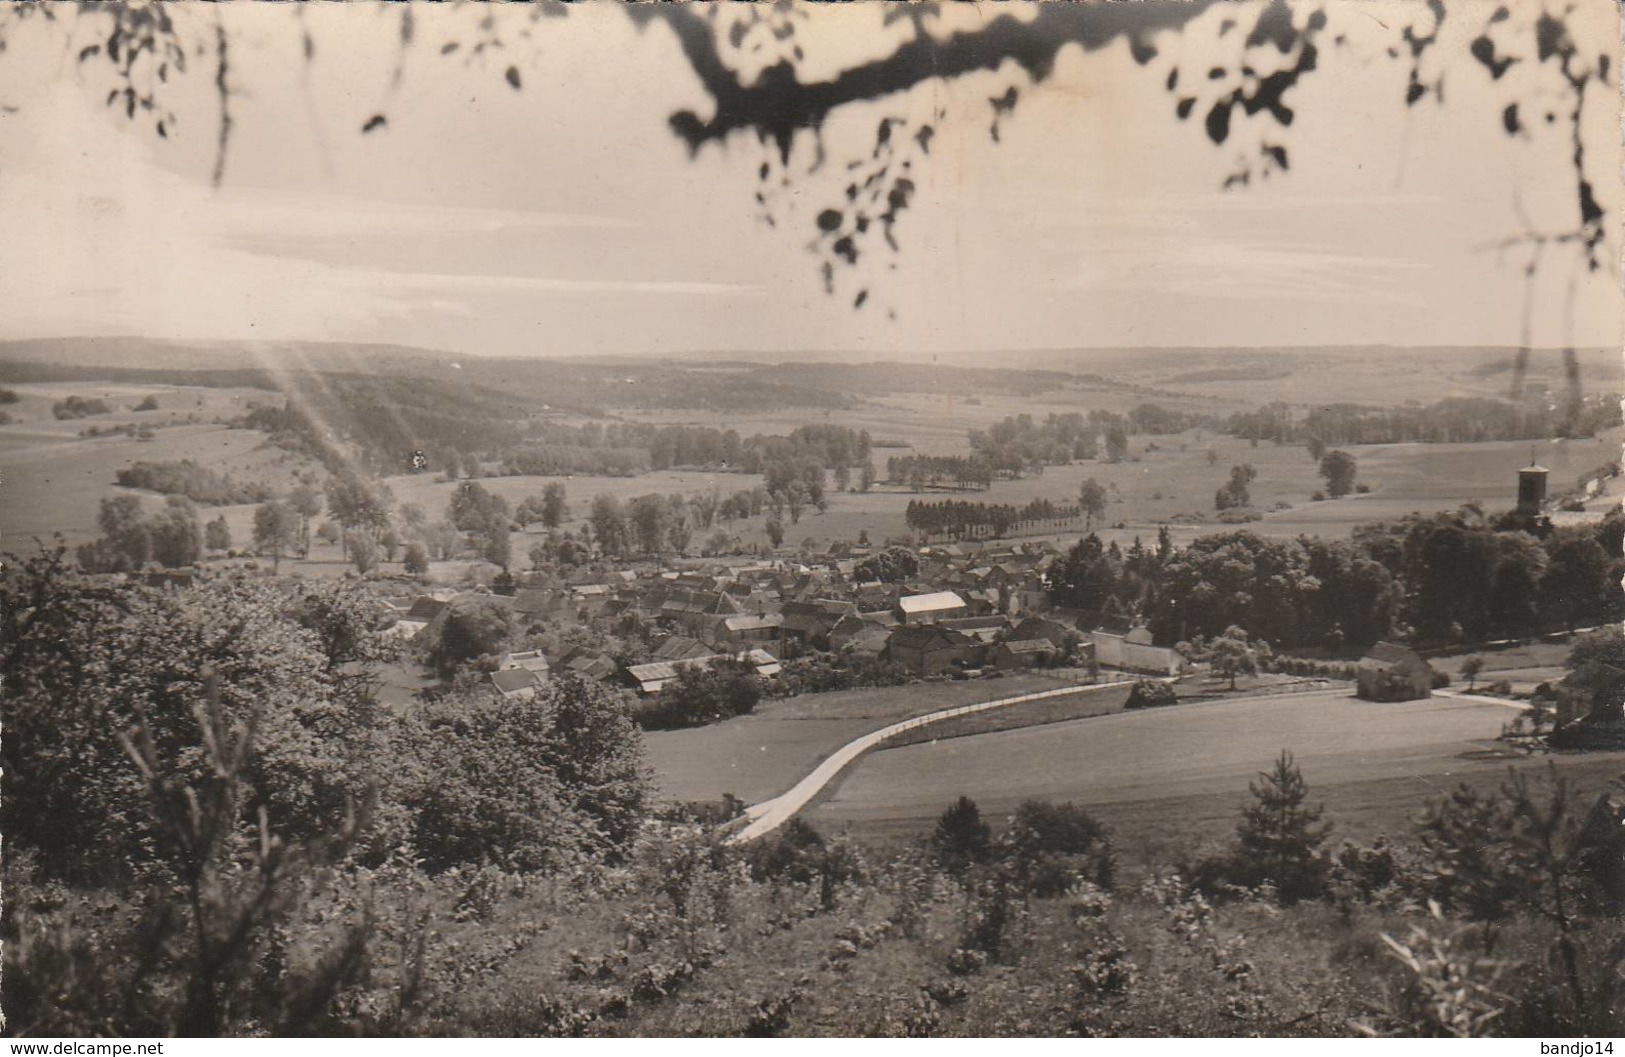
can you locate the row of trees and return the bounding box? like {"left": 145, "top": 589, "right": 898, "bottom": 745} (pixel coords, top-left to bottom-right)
{"left": 904, "top": 497, "right": 1085, "bottom": 539}
{"left": 1051, "top": 507, "right": 1624, "bottom": 653}
{"left": 887, "top": 454, "right": 997, "bottom": 491}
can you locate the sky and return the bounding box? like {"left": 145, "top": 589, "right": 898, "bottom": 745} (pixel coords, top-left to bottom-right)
{"left": 0, "top": 0, "right": 1618, "bottom": 361}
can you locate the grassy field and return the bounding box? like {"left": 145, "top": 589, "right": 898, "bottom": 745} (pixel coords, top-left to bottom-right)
{"left": 4, "top": 366, "right": 1619, "bottom": 559}
{"left": 803, "top": 688, "right": 1625, "bottom": 849}
{"left": 0, "top": 381, "right": 323, "bottom": 549}
{"left": 1430, "top": 639, "right": 1576, "bottom": 695}
{"left": 378, "top": 422, "right": 1622, "bottom": 560}
{"left": 642, "top": 673, "right": 1076, "bottom": 806}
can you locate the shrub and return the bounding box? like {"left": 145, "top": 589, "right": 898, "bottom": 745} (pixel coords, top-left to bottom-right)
{"left": 115, "top": 460, "right": 272, "bottom": 505}
{"left": 1413, "top": 767, "right": 1624, "bottom": 923}
{"left": 1358, "top": 905, "right": 1511, "bottom": 1038}
{"left": 51, "top": 395, "right": 111, "bottom": 420}
{"left": 404, "top": 675, "right": 647, "bottom": 874}
{"left": 930, "top": 796, "right": 993, "bottom": 877}
{"left": 746, "top": 819, "right": 864, "bottom": 910}
{"left": 999, "top": 800, "right": 1115, "bottom": 895}
{"left": 1124, "top": 678, "right": 1179, "bottom": 710}
{"left": 635, "top": 657, "right": 762, "bottom": 730}
{"left": 403, "top": 541, "right": 430, "bottom": 575}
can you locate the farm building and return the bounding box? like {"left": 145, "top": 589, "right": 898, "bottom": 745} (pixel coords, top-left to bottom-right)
{"left": 1009, "top": 616, "right": 1074, "bottom": 651}
{"left": 780, "top": 599, "right": 858, "bottom": 649}
{"left": 828, "top": 616, "right": 893, "bottom": 658}
{"left": 554, "top": 645, "right": 620, "bottom": 683}
{"left": 709, "top": 612, "right": 785, "bottom": 649}
{"left": 511, "top": 588, "right": 564, "bottom": 623}
{"left": 941, "top": 615, "right": 1012, "bottom": 645}
{"left": 624, "top": 649, "right": 782, "bottom": 695}
{"left": 992, "top": 639, "right": 1057, "bottom": 670}
{"left": 1355, "top": 642, "right": 1434, "bottom": 702}
{"left": 490, "top": 667, "right": 546, "bottom": 702}
{"left": 1092, "top": 626, "right": 1184, "bottom": 676}
{"left": 896, "top": 590, "right": 969, "bottom": 625}
{"left": 498, "top": 649, "right": 551, "bottom": 675}
{"left": 887, "top": 625, "right": 977, "bottom": 673}
{"left": 649, "top": 636, "right": 713, "bottom": 663}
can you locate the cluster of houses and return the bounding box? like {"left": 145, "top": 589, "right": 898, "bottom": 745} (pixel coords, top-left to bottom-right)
{"left": 381, "top": 540, "right": 1187, "bottom": 701}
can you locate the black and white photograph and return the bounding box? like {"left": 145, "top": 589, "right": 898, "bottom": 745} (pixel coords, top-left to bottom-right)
{"left": 1, "top": 0, "right": 1622, "bottom": 1041}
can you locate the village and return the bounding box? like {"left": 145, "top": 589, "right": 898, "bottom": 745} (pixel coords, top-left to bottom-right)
{"left": 388, "top": 537, "right": 1184, "bottom": 705}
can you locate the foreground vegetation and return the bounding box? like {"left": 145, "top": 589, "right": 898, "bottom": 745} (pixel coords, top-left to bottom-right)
{"left": 5, "top": 547, "right": 1622, "bottom": 1038}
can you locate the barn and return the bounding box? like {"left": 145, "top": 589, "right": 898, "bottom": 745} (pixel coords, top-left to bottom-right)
{"left": 1355, "top": 642, "right": 1434, "bottom": 702}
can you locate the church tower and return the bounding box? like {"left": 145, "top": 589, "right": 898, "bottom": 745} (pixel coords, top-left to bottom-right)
{"left": 1517, "top": 455, "right": 1549, "bottom": 515}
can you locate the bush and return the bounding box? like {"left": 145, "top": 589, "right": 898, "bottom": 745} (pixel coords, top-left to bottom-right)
{"left": 405, "top": 676, "right": 647, "bottom": 874}
{"left": 1431, "top": 667, "right": 1452, "bottom": 689}
{"left": 1124, "top": 678, "right": 1179, "bottom": 709}
{"left": 51, "top": 395, "right": 111, "bottom": 419}
{"left": 998, "top": 800, "right": 1115, "bottom": 895}
{"left": 114, "top": 460, "right": 272, "bottom": 505}
{"left": 930, "top": 796, "right": 993, "bottom": 877}
{"left": 403, "top": 541, "right": 430, "bottom": 576}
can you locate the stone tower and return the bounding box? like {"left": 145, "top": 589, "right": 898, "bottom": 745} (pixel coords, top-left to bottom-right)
{"left": 1517, "top": 460, "right": 1549, "bottom": 514}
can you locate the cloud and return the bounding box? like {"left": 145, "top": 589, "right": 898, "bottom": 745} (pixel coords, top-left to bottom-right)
{"left": 0, "top": 84, "right": 756, "bottom": 351}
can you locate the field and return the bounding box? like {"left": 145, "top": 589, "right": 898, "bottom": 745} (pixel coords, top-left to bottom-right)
{"left": 2, "top": 346, "right": 1619, "bottom": 563}
{"left": 803, "top": 688, "right": 1625, "bottom": 852}
{"left": 371, "top": 423, "right": 1623, "bottom": 562}
{"left": 641, "top": 672, "right": 1075, "bottom": 806}
{"left": 1430, "top": 639, "right": 1576, "bottom": 695}
{"left": 0, "top": 381, "right": 319, "bottom": 549}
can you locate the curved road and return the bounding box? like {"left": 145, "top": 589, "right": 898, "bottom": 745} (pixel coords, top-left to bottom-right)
{"left": 724, "top": 679, "right": 1133, "bottom": 844}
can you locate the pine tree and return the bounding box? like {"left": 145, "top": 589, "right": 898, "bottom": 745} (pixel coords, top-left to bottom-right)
{"left": 931, "top": 796, "right": 992, "bottom": 878}
{"left": 1235, "top": 750, "right": 1330, "bottom": 903}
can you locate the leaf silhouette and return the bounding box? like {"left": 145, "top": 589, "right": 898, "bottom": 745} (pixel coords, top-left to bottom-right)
{"left": 361, "top": 114, "right": 387, "bottom": 133}
{"left": 505, "top": 65, "right": 522, "bottom": 90}
{"left": 1205, "top": 98, "right": 1233, "bottom": 144}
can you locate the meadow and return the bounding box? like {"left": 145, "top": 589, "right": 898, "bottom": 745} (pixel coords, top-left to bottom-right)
{"left": 642, "top": 673, "right": 1076, "bottom": 806}
{"left": 803, "top": 688, "right": 1625, "bottom": 850}
{"left": 4, "top": 349, "right": 1619, "bottom": 561}
{"left": 0, "top": 382, "right": 319, "bottom": 548}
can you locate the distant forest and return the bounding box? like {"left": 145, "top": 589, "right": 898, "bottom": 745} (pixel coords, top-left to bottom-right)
{"left": 1229, "top": 397, "right": 1623, "bottom": 446}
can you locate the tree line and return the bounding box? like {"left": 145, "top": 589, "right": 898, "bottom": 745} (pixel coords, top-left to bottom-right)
{"left": 1051, "top": 507, "right": 1624, "bottom": 653}
{"left": 1229, "top": 396, "right": 1623, "bottom": 448}
{"left": 967, "top": 406, "right": 1221, "bottom": 476}
{"left": 114, "top": 459, "right": 275, "bottom": 506}
{"left": 888, "top": 454, "right": 997, "bottom": 491}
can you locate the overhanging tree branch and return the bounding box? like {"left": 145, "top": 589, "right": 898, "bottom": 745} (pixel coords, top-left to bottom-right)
{"left": 663, "top": 1, "right": 1216, "bottom": 160}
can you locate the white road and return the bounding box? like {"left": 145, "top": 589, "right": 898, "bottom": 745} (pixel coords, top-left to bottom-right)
{"left": 724, "top": 679, "right": 1134, "bottom": 844}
